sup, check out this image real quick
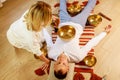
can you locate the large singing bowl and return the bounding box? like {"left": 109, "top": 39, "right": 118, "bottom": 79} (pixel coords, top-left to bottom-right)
{"left": 83, "top": 55, "right": 97, "bottom": 67}
{"left": 57, "top": 25, "right": 76, "bottom": 41}
{"left": 88, "top": 14, "right": 102, "bottom": 27}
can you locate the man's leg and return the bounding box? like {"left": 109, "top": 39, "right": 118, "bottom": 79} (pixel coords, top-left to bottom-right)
{"left": 59, "top": 0, "right": 71, "bottom": 23}
{"left": 71, "top": 0, "right": 97, "bottom": 28}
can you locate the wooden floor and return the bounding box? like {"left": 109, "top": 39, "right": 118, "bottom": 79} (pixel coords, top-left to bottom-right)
{"left": 0, "top": 0, "right": 120, "bottom": 80}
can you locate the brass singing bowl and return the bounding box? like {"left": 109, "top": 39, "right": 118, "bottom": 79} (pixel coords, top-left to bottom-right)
{"left": 83, "top": 55, "right": 97, "bottom": 67}
{"left": 67, "top": 3, "right": 82, "bottom": 16}
{"left": 88, "top": 14, "right": 102, "bottom": 27}
{"left": 57, "top": 25, "right": 76, "bottom": 41}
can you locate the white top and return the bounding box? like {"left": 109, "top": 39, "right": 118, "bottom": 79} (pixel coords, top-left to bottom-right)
{"left": 48, "top": 22, "right": 107, "bottom": 63}
{"left": 7, "top": 12, "right": 52, "bottom": 56}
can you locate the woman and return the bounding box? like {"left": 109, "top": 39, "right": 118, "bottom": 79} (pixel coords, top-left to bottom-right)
{"left": 7, "top": 1, "right": 52, "bottom": 69}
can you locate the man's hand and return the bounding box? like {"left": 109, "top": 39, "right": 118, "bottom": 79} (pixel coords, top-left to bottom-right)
{"left": 104, "top": 25, "right": 112, "bottom": 34}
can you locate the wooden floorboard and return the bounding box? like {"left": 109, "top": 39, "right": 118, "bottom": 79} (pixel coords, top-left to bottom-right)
{"left": 0, "top": 0, "right": 120, "bottom": 80}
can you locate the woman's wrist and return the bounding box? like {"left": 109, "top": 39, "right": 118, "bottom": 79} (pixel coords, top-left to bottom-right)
{"left": 46, "top": 59, "right": 51, "bottom": 64}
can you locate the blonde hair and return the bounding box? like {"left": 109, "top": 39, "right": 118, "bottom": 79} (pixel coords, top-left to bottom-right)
{"left": 25, "top": 1, "right": 52, "bottom": 31}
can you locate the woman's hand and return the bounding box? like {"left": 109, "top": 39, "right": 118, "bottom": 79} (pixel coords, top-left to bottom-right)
{"left": 41, "top": 60, "right": 51, "bottom": 71}
{"left": 37, "top": 54, "right": 51, "bottom": 71}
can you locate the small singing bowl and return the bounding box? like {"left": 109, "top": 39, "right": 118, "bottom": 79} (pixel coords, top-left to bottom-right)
{"left": 57, "top": 25, "right": 76, "bottom": 41}
{"left": 88, "top": 14, "right": 102, "bottom": 27}
{"left": 67, "top": 3, "right": 82, "bottom": 16}
{"left": 83, "top": 55, "right": 97, "bottom": 67}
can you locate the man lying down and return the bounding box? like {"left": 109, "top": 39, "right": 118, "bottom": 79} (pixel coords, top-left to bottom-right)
{"left": 41, "top": 0, "right": 112, "bottom": 79}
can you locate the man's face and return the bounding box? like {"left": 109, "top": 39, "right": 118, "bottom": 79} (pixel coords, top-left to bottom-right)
{"left": 54, "top": 54, "right": 69, "bottom": 74}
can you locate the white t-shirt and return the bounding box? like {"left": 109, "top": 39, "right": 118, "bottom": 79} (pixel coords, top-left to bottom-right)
{"left": 48, "top": 22, "right": 106, "bottom": 63}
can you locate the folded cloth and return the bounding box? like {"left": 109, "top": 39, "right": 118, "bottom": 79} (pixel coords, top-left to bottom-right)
{"left": 34, "top": 68, "right": 45, "bottom": 76}
{"left": 74, "top": 72, "right": 85, "bottom": 80}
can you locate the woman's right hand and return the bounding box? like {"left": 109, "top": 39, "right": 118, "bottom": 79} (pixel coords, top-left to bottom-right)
{"left": 41, "top": 60, "right": 50, "bottom": 71}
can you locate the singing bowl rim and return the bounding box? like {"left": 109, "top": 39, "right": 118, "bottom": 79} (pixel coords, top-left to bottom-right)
{"left": 67, "top": 4, "right": 82, "bottom": 13}
{"left": 83, "top": 55, "right": 97, "bottom": 67}
{"left": 88, "top": 14, "right": 102, "bottom": 22}
{"left": 57, "top": 25, "right": 76, "bottom": 41}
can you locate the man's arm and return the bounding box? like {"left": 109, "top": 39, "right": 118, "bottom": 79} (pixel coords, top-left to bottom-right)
{"left": 79, "top": 25, "right": 112, "bottom": 60}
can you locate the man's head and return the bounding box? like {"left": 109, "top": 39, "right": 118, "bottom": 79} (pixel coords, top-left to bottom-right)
{"left": 54, "top": 53, "right": 69, "bottom": 79}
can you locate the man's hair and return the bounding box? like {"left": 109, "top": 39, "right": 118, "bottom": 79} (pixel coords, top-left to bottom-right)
{"left": 54, "top": 69, "right": 67, "bottom": 79}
